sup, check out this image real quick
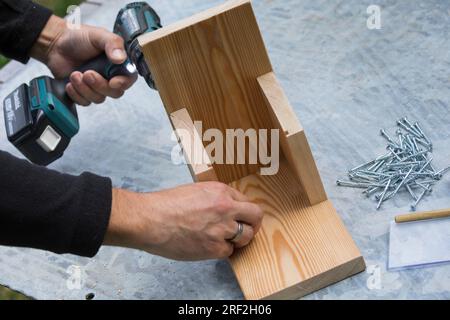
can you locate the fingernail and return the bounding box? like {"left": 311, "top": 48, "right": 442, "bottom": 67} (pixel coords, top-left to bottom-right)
{"left": 73, "top": 73, "right": 82, "bottom": 84}
{"left": 112, "top": 49, "right": 126, "bottom": 60}
{"left": 85, "top": 74, "right": 96, "bottom": 85}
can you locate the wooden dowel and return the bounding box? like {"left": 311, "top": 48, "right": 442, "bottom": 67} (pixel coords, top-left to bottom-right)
{"left": 395, "top": 208, "right": 450, "bottom": 223}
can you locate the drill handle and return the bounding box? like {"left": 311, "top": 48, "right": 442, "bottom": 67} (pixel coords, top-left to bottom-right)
{"left": 54, "top": 52, "right": 137, "bottom": 106}
{"left": 74, "top": 52, "right": 136, "bottom": 80}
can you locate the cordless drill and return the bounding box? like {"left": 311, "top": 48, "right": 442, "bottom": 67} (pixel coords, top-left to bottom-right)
{"left": 2, "top": 2, "right": 161, "bottom": 165}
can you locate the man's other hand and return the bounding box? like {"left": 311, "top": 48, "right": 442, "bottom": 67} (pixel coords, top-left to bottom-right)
{"left": 104, "top": 182, "right": 264, "bottom": 261}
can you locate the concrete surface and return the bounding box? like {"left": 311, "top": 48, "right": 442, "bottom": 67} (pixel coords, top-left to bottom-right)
{"left": 0, "top": 0, "right": 449, "bottom": 299}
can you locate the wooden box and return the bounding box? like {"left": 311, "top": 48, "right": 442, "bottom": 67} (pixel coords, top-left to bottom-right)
{"left": 138, "top": 0, "right": 365, "bottom": 299}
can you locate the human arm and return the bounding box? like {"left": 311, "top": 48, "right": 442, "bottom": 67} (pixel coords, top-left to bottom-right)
{"left": 105, "top": 182, "right": 263, "bottom": 260}
{"left": 0, "top": 0, "right": 263, "bottom": 260}
{"left": 0, "top": 0, "right": 136, "bottom": 106}
{"left": 0, "top": 150, "right": 263, "bottom": 260}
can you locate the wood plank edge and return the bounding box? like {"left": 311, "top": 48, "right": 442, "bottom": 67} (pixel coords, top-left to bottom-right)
{"left": 259, "top": 256, "right": 366, "bottom": 300}
{"left": 138, "top": 0, "right": 251, "bottom": 46}
{"left": 170, "top": 108, "right": 218, "bottom": 182}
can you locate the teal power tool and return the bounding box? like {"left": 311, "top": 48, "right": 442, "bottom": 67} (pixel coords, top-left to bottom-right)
{"left": 3, "top": 2, "right": 161, "bottom": 165}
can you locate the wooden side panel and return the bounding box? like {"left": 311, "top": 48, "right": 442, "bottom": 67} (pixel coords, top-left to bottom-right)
{"left": 139, "top": 0, "right": 274, "bottom": 183}
{"left": 257, "top": 72, "right": 327, "bottom": 205}
{"left": 229, "top": 160, "right": 365, "bottom": 300}
{"left": 170, "top": 108, "right": 218, "bottom": 182}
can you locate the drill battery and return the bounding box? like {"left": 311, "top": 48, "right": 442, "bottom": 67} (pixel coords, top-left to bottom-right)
{"left": 3, "top": 77, "right": 78, "bottom": 165}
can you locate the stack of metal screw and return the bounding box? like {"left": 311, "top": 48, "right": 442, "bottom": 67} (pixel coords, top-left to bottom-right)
{"left": 337, "top": 118, "right": 450, "bottom": 211}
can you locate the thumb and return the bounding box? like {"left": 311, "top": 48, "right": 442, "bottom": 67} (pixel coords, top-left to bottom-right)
{"left": 89, "top": 27, "right": 127, "bottom": 64}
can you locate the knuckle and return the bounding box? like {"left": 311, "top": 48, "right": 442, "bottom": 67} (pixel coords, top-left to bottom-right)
{"left": 108, "top": 34, "right": 124, "bottom": 47}
{"left": 93, "top": 97, "right": 106, "bottom": 104}
{"left": 214, "top": 196, "right": 233, "bottom": 214}
{"left": 71, "top": 81, "right": 82, "bottom": 90}
{"left": 247, "top": 226, "right": 255, "bottom": 238}
{"left": 210, "top": 181, "right": 229, "bottom": 193}
{"left": 255, "top": 206, "right": 264, "bottom": 220}
{"left": 112, "top": 33, "right": 124, "bottom": 43}
{"left": 218, "top": 244, "right": 233, "bottom": 258}
{"left": 110, "top": 90, "right": 124, "bottom": 99}
{"left": 205, "top": 227, "right": 222, "bottom": 241}
{"left": 224, "top": 223, "right": 237, "bottom": 237}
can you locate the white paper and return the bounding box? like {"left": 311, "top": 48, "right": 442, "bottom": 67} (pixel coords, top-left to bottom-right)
{"left": 388, "top": 218, "right": 450, "bottom": 270}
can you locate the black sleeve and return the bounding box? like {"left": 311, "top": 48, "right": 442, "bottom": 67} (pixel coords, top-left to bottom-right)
{"left": 0, "top": 0, "right": 52, "bottom": 63}
{"left": 0, "top": 151, "right": 112, "bottom": 257}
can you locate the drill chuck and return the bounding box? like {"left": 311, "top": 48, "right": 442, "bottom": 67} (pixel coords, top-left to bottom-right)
{"left": 114, "top": 2, "right": 162, "bottom": 89}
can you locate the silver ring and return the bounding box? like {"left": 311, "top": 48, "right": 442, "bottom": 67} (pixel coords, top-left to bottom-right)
{"left": 228, "top": 222, "right": 244, "bottom": 243}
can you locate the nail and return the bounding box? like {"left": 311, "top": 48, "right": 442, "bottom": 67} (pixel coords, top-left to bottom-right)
{"left": 380, "top": 129, "right": 396, "bottom": 145}
{"left": 402, "top": 117, "right": 422, "bottom": 136}
{"left": 411, "top": 188, "right": 428, "bottom": 211}
{"left": 72, "top": 72, "right": 82, "bottom": 84}
{"left": 397, "top": 121, "right": 422, "bottom": 139}
{"left": 405, "top": 184, "right": 418, "bottom": 200}
{"left": 376, "top": 179, "right": 391, "bottom": 210}
{"left": 85, "top": 74, "right": 96, "bottom": 85}
{"left": 112, "top": 48, "right": 126, "bottom": 60}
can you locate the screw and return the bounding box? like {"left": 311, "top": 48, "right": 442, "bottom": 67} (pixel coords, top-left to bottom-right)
{"left": 433, "top": 173, "right": 443, "bottom": 180}
{"left": 363, "top": 186, "right": 381, "bottom": 197}
{"left": 436, "top": 166, "right": 450, "bottom": 176}
{"left": 410, "top": 187, "right": 429, "bottom": 211}
{"left": 411, "top": 136, "right": 420, "bottom": 153}
{"left": 405, "top": 183, "right": 418, "bottom": 200}
{"left": 338, "top": 119, "right": 448, "bottom": 210}
{"left": 414, "top": 122, "right": 432, "bottom": 147}
{"left": 400, "top": 150, "right": 428, "bottom": 162}
{"left": 414, "top": 181, "right": 432, "bottom": 192}
{"left": 380, "top": 129, "right": 397, "bottom": 145}
{"left": 386, "top": 166, "right": 414, "bottom": 199}
{"left": 349, "top": 159, "right": 377, "bottom": 172}
{"left": 415, "top": 138, "right": 432, "bottom": 151}
{"left": 414, "top": 179, "right": 437, "bottom": 185}
{"left": 367, "top": 159, "right": 384, "bottom": 171}
{"left": 397, "top": 121, "right": 422, "bottom": 139}
{"left": 376, "top": 179, "right": 391, "bottom": 210}
{"left": 385, "top": 161, "right": 423, "bottom": 168}
{"left": 387, "top": 146, "right": 403, "bottom": 161}
{"left": 336, "top": 180, "right": 372, "bottom": 188}
{"left": 402, "top": 117, "right": 422, "bottom": 136}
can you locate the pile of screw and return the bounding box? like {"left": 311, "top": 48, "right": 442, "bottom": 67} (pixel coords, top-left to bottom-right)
{"left": 337, "top": 118, "right": 450, "bottom": 211}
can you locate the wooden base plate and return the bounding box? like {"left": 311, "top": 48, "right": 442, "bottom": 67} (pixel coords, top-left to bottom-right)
{"left": 229, "top": 160, "right": 365, "bottom": 299}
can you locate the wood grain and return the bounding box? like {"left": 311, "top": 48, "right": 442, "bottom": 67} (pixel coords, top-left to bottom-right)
{"left": 170, "top": 108, "right": 218, "bottom": 182}
{"left": 257, "top": 72, "right": 327, "bottom": 205}
{"left": 139, "top": 0, "right": 273, "bottom": 183}
{"left": 229, "top": 160, "right": 365, "bottom": 300}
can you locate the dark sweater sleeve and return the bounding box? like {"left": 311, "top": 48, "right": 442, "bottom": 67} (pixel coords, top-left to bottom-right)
{"left": 0, "top": 151, "right": 112, "bottom": 257}
{"left": 0, "top": 0, "right": 52, "bottom": 63}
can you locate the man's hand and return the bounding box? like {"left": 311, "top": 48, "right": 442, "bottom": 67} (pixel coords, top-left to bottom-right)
{"left": 104, "top": 182, "right": 264, "bottom": 261}
{"left": 31, "top": 15, "right": 137, "bottom": 106}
